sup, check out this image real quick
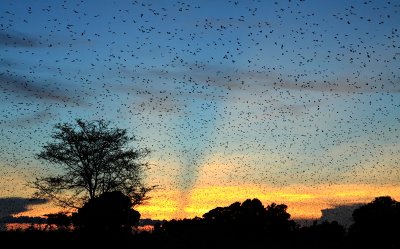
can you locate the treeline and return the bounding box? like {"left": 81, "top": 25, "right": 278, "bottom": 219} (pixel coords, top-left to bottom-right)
{"left": 149, "top": 196, "right": 400, "bottom": 249}
{"left": 1, "top": 195, "right": 399, "bottom": 249}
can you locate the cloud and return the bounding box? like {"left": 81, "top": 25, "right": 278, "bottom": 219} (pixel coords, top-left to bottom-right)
{"left": 138, "top": 218, "right": 164, "bottom": 226}
{"left": 0, "top": 72, "right": 85, "bottom": 105}
{"left": 0, "top": 216, "right": 46, "bottom": 224}
{"left": 273, "top": 80, "right": 400, "bottom": 94}
{"left": 0, "top": 58, "right": 20, "bottom": 68}
{"left": 0, "top": 197, "right": 48, "bottom": 218}
{"left": 0, "top": 30, "right": 44, "bottom": 48}
{"left": 320, "top": 203, "right": 364, "bottom": 227}
{"left": 0, "top": 108, "right": 55, "bottom": 128}
{"left": 122, "top": 64, "right": 400, "bottom": 106}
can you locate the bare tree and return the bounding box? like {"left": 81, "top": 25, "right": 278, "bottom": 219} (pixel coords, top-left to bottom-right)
{"left": 32, "top": 119, "right": 154, "bottom": 209}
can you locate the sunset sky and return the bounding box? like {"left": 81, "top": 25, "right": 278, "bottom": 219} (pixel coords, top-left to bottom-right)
{"left": 1, "top": 0, "right": 399, "bottom": 221}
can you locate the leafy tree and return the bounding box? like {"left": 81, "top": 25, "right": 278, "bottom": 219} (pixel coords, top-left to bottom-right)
{"left": 158, "top": 199, "right": 297, "bottom": 248}
{"left": 72, "top": 191, "right": 140, "bottom": 234}
{"left": 32, "top": 119, "right": 154, "bottom": 208}
{"left": 202, "top": 199, "right": 295, "bottom": 233}
{"left": 203, "top": 199, "right": 267, "bottom": 227}
{"left": 265, "top": 203, "right": 296, "bottom": 234}
{"left": 349, "top": 196, "right": 400, "bottom": 247}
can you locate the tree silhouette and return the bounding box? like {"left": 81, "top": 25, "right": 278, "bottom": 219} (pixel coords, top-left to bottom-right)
{"left": 72, "top": 191, "right": 140, "bottom": 235}
{"left": 157, "top": 198, "right": 297, "bottom": 248}
{"left": 349, "top": 196, "right": 400, "bottom": 247}
{"left": 202, "top": 199, "right": 295, "bottom": 236}
{"left": 45, "top": 212, "right": 71, "bottom": 230}
{"left": 32, "top": 119, "right": 154, "bottom": 208}
{"left": 264, "top": 203, "right": 296, "bottom": 236}
{"left": 202, "top": 199, "right": 269, "bottom": 232}
{"left": 297, "top": 221, "right": 345, "bottom": 248}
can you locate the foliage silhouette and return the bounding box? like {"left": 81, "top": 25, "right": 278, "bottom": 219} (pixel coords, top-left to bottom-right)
{"left": 31, "top": 119, "right": 154, "bottom": 208}
{"left": 2, "top": 196, "right": 400, "bottom": 249}
{"left": 156, "top": 198, "right": 296, "bottom": 248}
{"left": 297, "top": 220, "right": 345, "bottom": 249}
{"left": 264, "top": 202, "right": 296, "bottom": 236}
{"left": 72, "top": 191, "right": 140, "bottom": 235}
{"left": 45, "top": 212, "right": 71, "bottom": 230}
{"left": 349, "top": 196, "right": 400, "bottom": 248}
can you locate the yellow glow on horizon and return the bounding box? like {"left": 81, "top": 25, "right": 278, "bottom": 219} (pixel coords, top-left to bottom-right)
{"left": 9, "top": 153, "right": 397, "bottom": 220}
{"left": 8, "top": 150, "right": 400, "bottom": 222}
{"left": 12, "top": 183, "right": 400, "bottom": 221}
{"left": 136, "top": 183, "right": 400, "bottom": 220}
{"left": 136, "top": 190, "right": 180, "bottom": 220}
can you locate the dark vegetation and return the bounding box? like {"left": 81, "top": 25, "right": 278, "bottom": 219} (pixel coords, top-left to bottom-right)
{"left": 72, "top": 191, "right": 140, "bottom": 235}
{"left": 1, "top": 120, "right": 399, "bottom": 248}
{"left": 1, "top": 196, "right": 399, "bottom": 249}
{"left": 31, "top": 119, "right": 154, "bottom": 209}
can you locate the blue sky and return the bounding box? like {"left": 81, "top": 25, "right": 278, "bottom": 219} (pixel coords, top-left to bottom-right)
{"left": 0, "top": 0, "right": 399, "bottom": 218}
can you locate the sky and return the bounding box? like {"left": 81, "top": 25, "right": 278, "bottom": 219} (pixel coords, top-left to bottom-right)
{"left": 0, "top": 0, "right": 399, "bottom": 221}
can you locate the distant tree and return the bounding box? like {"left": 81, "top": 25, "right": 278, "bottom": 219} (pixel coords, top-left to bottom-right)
{"left": 159, "top": 199, "right": 296, "bottom": 248}
{"left": 72, "top": 191, "right": 140, "bottom": 234}
{"left": 202, "top": 199, "right": 296, "bottom": 231}
{"left": 203, "top": 199, "right": 267, "bottom": 228}
{"left": 349, "top": 196, "right": 400, "bottom": 247}
{"left": 31, "top": 119, "right": 154, "bottom": 208}
{"left": 265, "top": 203, "right": 296, "bottom": 234}
{"left": 45, "top": 212, "right": 71, "bottom": 230}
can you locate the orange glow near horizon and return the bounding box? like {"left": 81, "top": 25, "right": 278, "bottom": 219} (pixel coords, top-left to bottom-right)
{"left": 14, "top": 183, "right": 400, "bottom": 221}
{"left": 136, "top": 183, "right": 400, "bottom": 220}
{"left": 13, "top": 203, "right": 66, "bottom": 218}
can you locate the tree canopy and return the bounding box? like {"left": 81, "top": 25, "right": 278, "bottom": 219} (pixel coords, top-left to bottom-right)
{"left": 349, "top": 196, "right": 400, "bottom": 247}
{"left": 158, "top": 198, "right": 296, "bottom": 245}
{"left": 72, "top": 191, "right": 140, "bottom": 234}
{"left": 32, "top": 119, "right": 154, "bottom": 208}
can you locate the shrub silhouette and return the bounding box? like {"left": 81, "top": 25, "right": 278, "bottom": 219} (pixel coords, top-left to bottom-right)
{"left": 45, "top": 212, "right": 71, "bottom": 230}
{"left": 72, "top": 191, "right": 140, "bottom": 235}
